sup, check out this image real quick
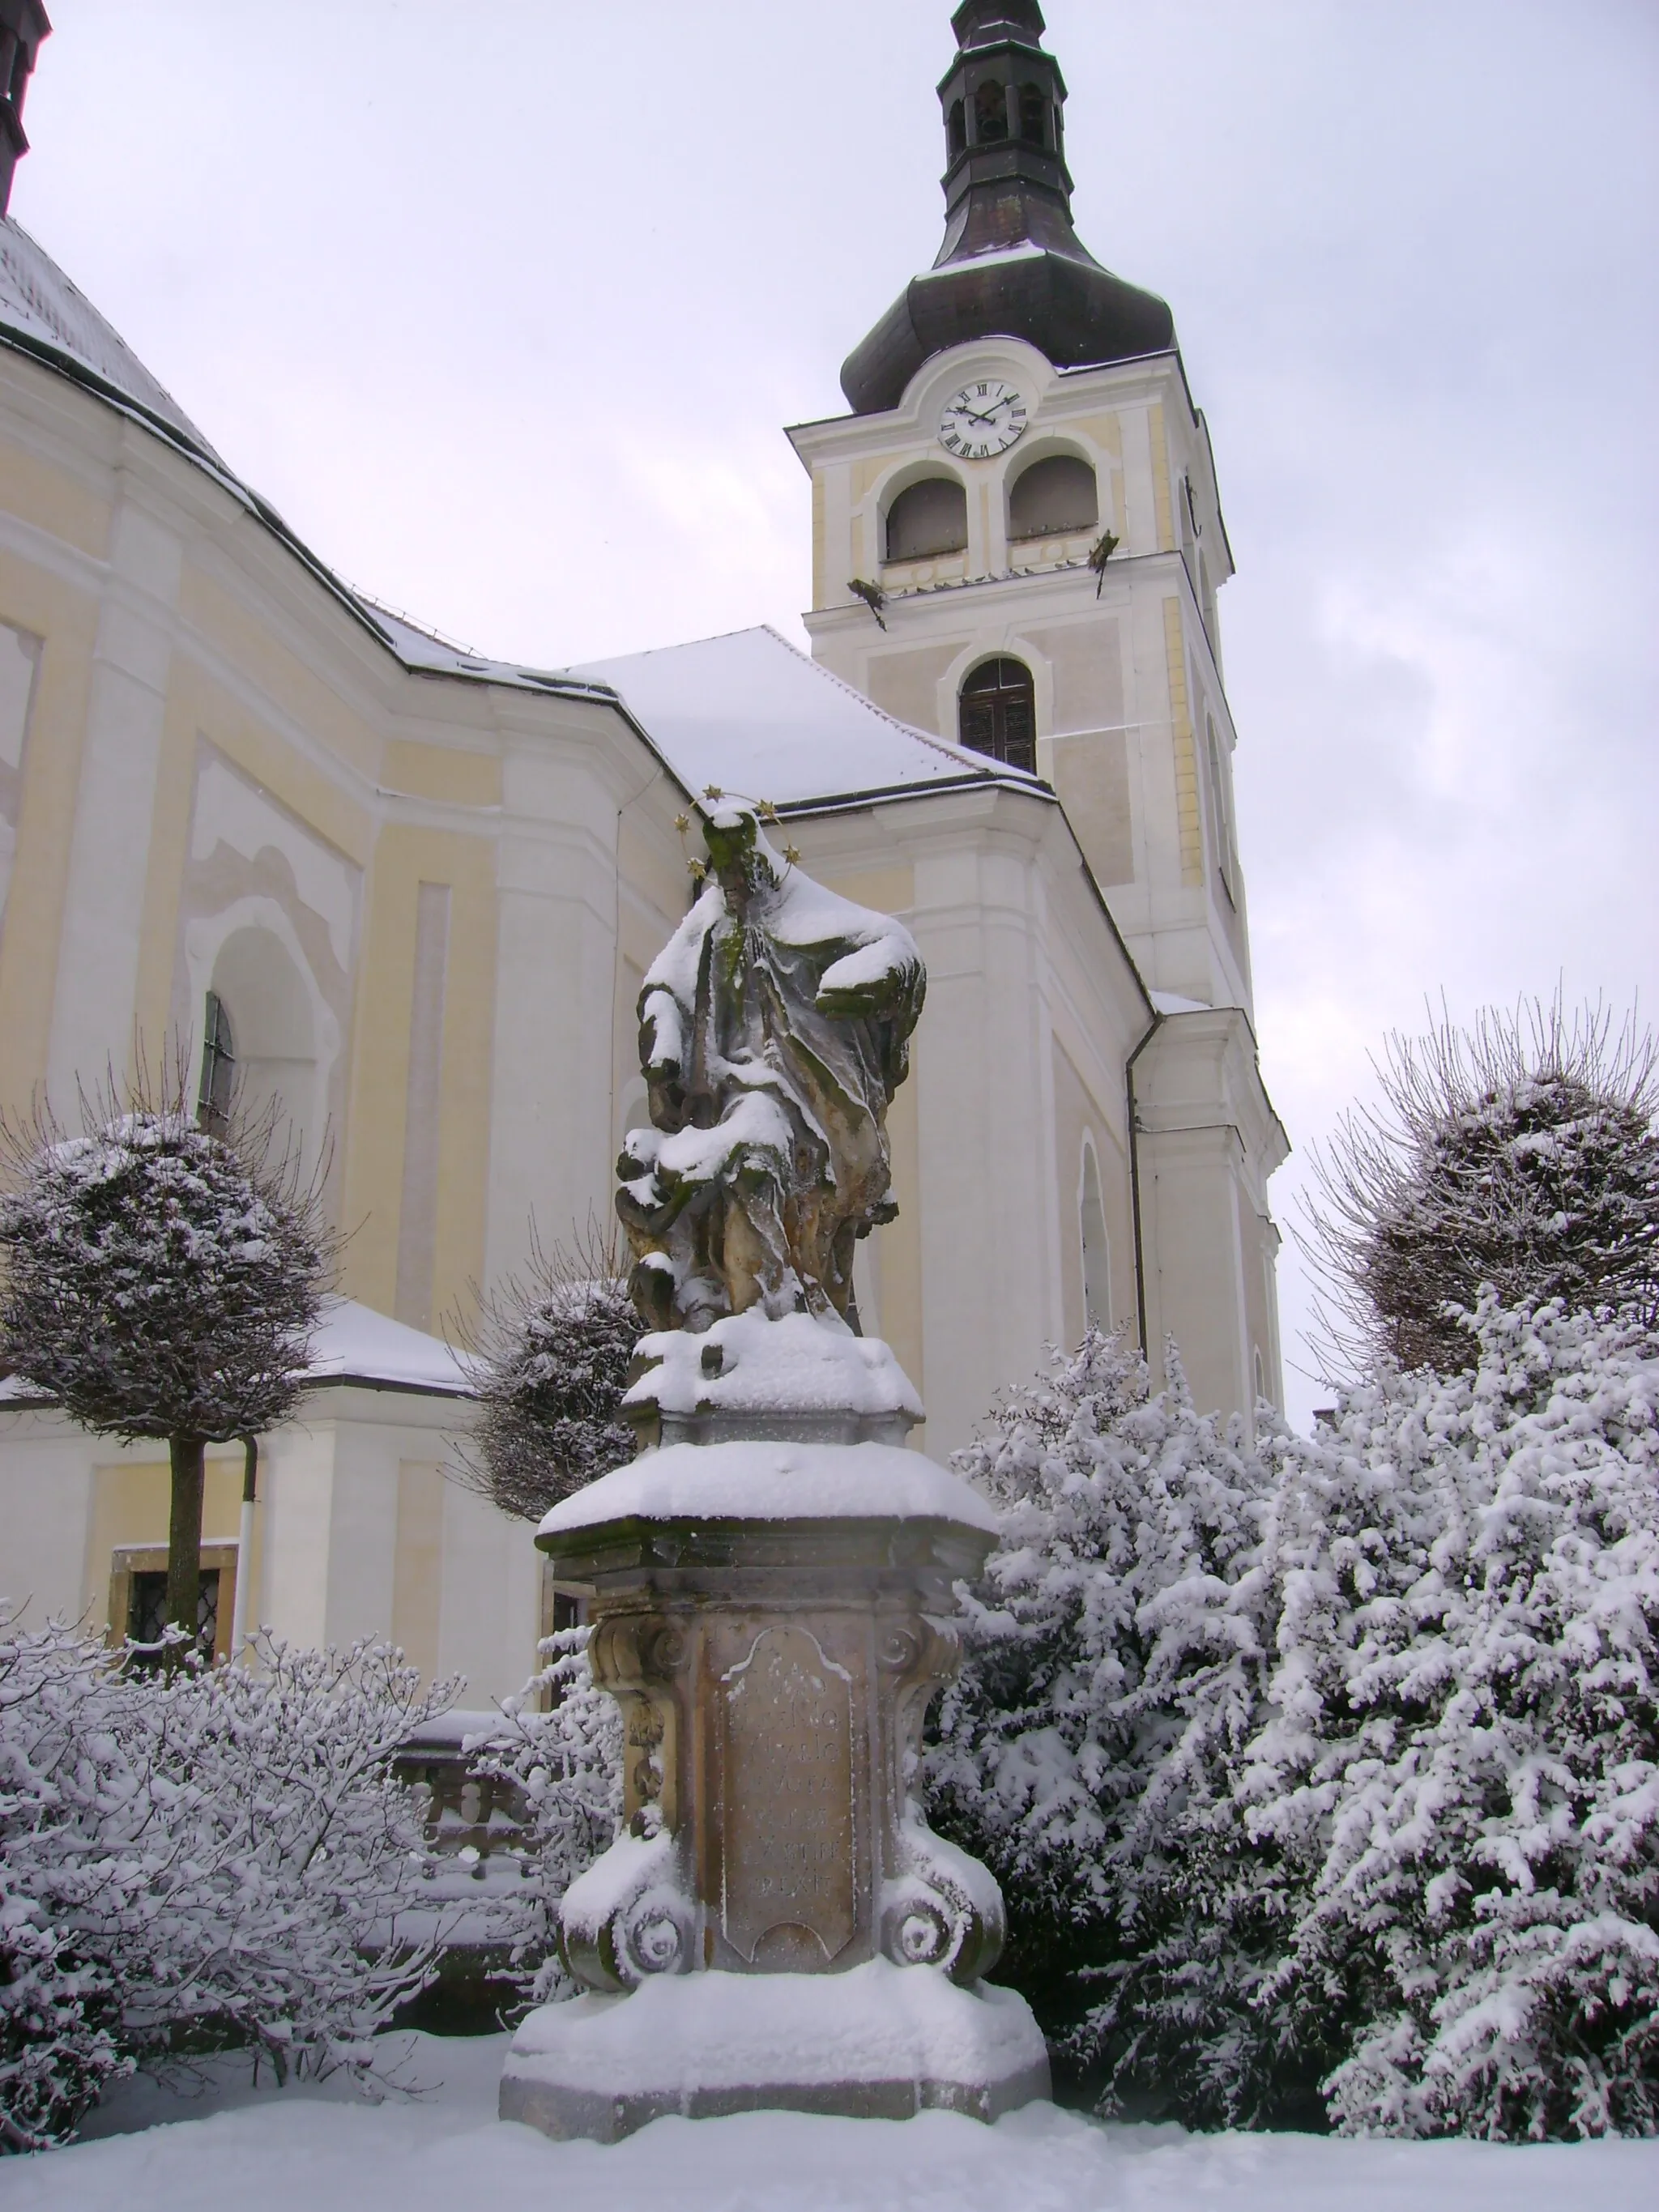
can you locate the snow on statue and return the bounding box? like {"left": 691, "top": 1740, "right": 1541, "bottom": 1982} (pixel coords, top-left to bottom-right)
{"left": 616, "top": 795, "right": 924, "bottom": 1331}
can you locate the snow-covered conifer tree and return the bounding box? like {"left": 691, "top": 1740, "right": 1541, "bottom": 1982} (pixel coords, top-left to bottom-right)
{"left": 0, "top": 1075, "right": 334, "bottom": 1634}
{"left": 455, "top": 1227, "right": 640, "bottom": 1520}
{"left": 1244, "top": 1298, "right": 1659, "bottom": 2139}
{"left": 924, "top": 1329, "right": 1294, "bottom": 2121}
{"left": 1301, "top": 999, "right": 1659, "bottom": 1376}
{"left": 934, "top": 1304, "right": 1659, "bottom": 2139}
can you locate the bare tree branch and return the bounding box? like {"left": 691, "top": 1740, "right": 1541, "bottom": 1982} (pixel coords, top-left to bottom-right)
{"left": 1296, "top": 996, "right": 1659, "bottom": 1381}
{"left": 448, "top": 1219, "right": 640, "bottom": 1523}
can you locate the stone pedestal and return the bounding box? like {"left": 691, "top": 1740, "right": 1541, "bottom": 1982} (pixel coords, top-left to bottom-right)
{"left": 499, "top": 1332, "right": 1049, "bottom": 2141}
{"left": 499, "top": 1961, "right": 1050, "bottom": 2141}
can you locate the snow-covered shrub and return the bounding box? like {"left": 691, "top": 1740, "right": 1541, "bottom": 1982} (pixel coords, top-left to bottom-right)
{"left": 932, "top": 1306, "right": 1659, "bottom": 2139}
{"left": 0, "top": 1621, "right": 458, "bottom": 2149}
{"left": 0, "top": 1622, "right": 127, "bottom": 2152}
{"left": 0, "top": 1867, "right": 124, "bottom": 2154}
{"left": 0, "top": 1079, "right": 334, "bottom": 1634}
{"left": 1244, "top": 1298, "right": 1659, "bottom": 2140}
{"left": 923, "top": 1331, "right": 1301, "bottom": 2122}
{"left": 456, "top": 1229, "right": 640, "bottom": 1520}
{"left": 1301, "top": 999, "right": 1659, "bottom": 1376}
{"left": 466, "top": 1627, "right": 623, "bottom": 2005}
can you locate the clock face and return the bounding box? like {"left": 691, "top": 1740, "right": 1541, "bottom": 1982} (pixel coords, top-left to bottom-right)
{"left": 938, "top": 378, "right": 1028, "bottom": 460}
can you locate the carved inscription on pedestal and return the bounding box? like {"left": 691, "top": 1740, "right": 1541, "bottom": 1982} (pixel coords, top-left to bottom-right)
{"left": 719, "top": 1623, "right": 855, "bottom": 1963}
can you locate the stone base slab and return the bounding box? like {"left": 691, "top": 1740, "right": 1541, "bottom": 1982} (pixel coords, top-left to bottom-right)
{"left": 498, "top": 1960, "right": 1051, "bottom": 2143}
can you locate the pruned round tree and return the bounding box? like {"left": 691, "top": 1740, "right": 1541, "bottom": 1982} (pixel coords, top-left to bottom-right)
{"left": 454, "top": 1225, "right": 640, "bottom": 1522}
{"left": 0, "top": 1074, "right": 334, "bottom": 1639}
{"left": 1300, "top": 999, "right": 1659, "bottom": 1376}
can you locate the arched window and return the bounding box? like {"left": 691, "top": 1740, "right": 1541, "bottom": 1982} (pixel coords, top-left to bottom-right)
{"left": 197, "top": 989, "right": 236, "bottom": 1134}
{"left": 947, "top": 97, "right": 966, "bottom": 159}
{"left": 1017, "top": 83, "right": 1047, "bottom": 146}
{"left": 1081, "top": 1142, "right": 1112, "bottom": 1329}
{"left": 958, "top": 658, "right": 1036, "bottom": 773}
{"left": 207, "top": 927, "right": 318, "bottom": 1152}
{"left": 885, "top": 476, "right": 967, "bottom": 561}
{"left": 974, "top": 79, "right": 1008, "bottom": 143}
{"left": 1008, "top": 454, "right": 1098, "bottom": 541}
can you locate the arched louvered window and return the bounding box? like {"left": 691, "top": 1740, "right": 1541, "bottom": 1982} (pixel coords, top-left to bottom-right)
{"left": 958, "top": 658, "right": 1035, "bottom": 774}
{"left": 885, "top": 477, "right": 967, "bottom": 561}
{"left": 1017, "top": 83, "right": 1047, "bottom": 146}
{"left": 947, "top": 97, "right": 967, "bottom": 159}
{"left": 1008, "top": 454, "right": 1098, "bottom": 540}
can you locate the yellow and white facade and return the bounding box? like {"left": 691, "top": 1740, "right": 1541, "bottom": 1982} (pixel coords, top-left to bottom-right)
{"left": 0, "top": 2, "right": 1286, "bottom": 1703}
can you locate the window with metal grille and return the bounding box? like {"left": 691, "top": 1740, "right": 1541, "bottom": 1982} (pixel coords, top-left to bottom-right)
{"left": 958, "top": 658, "right": 1036, "bottom": 774}
{"left": 127, "top": 1567, "right": 220, "bottom": 1664}
{"left": 197, "top": 990, "right": 236, "bottom": 1134}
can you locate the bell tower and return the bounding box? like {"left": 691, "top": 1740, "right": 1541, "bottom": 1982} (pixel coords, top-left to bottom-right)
{"left": 789, "top": 0, "right": 1253, "bottom": 1019}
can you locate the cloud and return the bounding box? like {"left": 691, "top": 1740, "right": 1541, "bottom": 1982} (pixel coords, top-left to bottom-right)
{"left": 13, "top": 0, "right": 1656, "bottom": 1425}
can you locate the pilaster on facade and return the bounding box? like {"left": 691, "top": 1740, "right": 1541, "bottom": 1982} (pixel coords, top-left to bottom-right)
{"left": 45, "top": 484, "right": 183, "bottom": 1101}
{"left": 1132, "top": 1005, "right": 1289, "bottom": 1420}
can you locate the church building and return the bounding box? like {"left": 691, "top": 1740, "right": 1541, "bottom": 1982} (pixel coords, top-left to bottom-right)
{"left": 0, "top": 2, "right": 1286, "bottom": 1699}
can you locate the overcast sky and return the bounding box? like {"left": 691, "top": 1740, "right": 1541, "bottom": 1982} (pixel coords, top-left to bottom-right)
{"left": 15, "top": 2, "right": 1657, "bottom": 1426}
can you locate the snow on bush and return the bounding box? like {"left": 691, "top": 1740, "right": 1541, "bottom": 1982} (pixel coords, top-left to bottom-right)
{"left": 466, "top": 1627, "right": 623, "bottom": 2005}
{"left": 0, "top": 1102, "right": 330, "bottom": 1443}
{"left": 0, "top": 1086, "right": 333, "bottom": 1634}
{"left": 1245, "top": 1298, "right": 1659, "bottom": 2140}
{"left": 923, "top": 1330, "right": 1294, "bottom": 2125}
{"left": 456, "top": 1230, "right": 641, "bottom": 1521}
{"left": 928, "top": 1306, "right": 1659, "bottom": 2139}
{"left": 0, "top": 1620, "right": 461, "bottom": 2150}
{"left": 0, "top": 1624, "right": 128, "bottom": 2153}
{"left": 1300, "top": 999, "right": 1659, "bottom": 1377}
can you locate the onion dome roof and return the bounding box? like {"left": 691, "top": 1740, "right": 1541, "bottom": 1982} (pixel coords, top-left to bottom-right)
{"left": 841, "top": 2, "right": 1174, "bottom": 415}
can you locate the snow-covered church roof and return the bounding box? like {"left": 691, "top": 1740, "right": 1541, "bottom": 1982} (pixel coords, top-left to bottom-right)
{"left": 568, "top": 625, "right": 1034, "bottom": 814}
{"left": 305, "top": 1299, "right": 472, "bottom": 1397}
{"left": 0, "top": 219, "right": 224, "bottom": 464}
{"left": 0, "top": 1298, "right": 471, "bottom": 1411}
{"left": 0, "top": 223, "right": 1045, "bottom": 819}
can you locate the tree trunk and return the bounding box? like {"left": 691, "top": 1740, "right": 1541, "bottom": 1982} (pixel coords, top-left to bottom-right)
{"left": 165, "top": 1433, "right": 207, "bottom": 1645}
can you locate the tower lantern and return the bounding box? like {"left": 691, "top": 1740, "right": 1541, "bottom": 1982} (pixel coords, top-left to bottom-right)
{"left": 841, "top": 0, "right": 1171, "bottom": 416}
{"left": 937, "top": 0, "right": 1072, "bottom": 238}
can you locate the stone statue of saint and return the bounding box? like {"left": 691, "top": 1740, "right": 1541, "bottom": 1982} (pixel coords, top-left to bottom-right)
{"left": 616, "top": 799, "right": 924, "bottom": 1332}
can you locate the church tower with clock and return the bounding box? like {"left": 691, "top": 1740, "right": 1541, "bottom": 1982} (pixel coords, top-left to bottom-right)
{"left": 0, "top": 0, "right": 1290, "bottom": 1690}
{"left": 789, "top": 0, "right": 1251, "bottom": 1021}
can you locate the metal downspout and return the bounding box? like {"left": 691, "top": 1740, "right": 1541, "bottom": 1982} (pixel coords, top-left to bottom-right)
{"left": 1126, "top": 1012, "right": 1162, "bottom": 1355}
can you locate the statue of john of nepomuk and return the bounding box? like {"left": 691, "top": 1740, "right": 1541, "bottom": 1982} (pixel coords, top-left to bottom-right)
{"left": 616, "top": 799, "right": 924, "bottom": 1332}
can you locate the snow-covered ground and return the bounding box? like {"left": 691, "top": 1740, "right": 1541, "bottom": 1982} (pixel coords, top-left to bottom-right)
{"left": 9, "top": 2033, "right": 1655, "bottom": 2212}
